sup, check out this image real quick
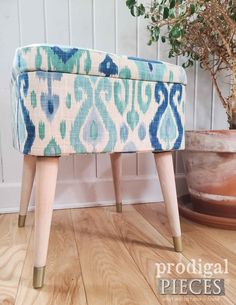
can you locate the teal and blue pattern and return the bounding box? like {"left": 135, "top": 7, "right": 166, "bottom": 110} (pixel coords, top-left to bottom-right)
{"left": 13, "top": 44, "right": 187, "bottom": 84}
{"left": 11, "top": 44, "right": 186, "bottom": 156}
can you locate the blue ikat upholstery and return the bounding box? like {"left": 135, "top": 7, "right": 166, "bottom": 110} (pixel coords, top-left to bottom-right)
{"left": 11, "top": 44, "right": 187, "bottom": 156}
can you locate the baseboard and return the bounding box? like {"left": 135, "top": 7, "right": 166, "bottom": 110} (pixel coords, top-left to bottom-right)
{"left": 0, "top": 174, "right": 188, "bottom": 214}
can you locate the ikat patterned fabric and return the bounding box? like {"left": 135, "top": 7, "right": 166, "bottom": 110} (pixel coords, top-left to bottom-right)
{"left": 11, "top": 44, "right": 187, "bottom": 156}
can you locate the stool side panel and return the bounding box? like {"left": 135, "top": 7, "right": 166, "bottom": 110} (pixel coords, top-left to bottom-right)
{"left": 11, "top": 71, "right": 185, "bottom": 156}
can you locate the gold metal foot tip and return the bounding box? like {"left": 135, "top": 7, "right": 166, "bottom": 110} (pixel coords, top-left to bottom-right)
{"left": 18, "top": 215, "right": 26, "bottom": 227}
{"left": 116, "top": 202, "right": 122, "bottom": 213}
{"left": 33, "top": 266, "right": 45, "bottom": 289}
{"left": 173, "top": 236, "right": 183, "bottom": 252}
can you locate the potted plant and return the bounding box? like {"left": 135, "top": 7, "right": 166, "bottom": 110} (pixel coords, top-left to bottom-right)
{"left": 127, "top": 0, "right": 236, "bottom": 228}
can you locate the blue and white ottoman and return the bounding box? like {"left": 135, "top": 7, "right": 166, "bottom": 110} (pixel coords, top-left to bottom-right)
{"left": 11, "top": 44, "right": 187, "bottom": 288}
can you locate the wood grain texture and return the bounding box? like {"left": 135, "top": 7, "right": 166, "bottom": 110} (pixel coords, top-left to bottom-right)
{"left": 1, "top": 204, "right": 235, "bottom": 304}
{"left": 15, "top": 210, "right": 87, "bottom": 305}
{"left": 71, "top": 207, "right": 159, "bottom": 305}
{"left": 19, "top": 156, "right": 36, "bottom": 218}
{"left": 110, "top": 153, "right": 122, "bottom": 211}
{"left": 187, "top": 220, "right": 236, "bottom": 255}
{"left": 135, "top": 203, "right": 235, "bottom": 304}
{"left": 106, "top": 205, "right": 202, "bottom": 305}
{"left": 34, "top": 157, "right": 59, "bottom": 268}
{"left": 0, "top": 212, "right": 33, "bottom": 305}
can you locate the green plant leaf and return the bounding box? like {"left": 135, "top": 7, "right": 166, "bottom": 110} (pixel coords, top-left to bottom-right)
{"left": 163, "top": 7, "right": 169, "bottom": 19}
{"left": 169, "top": 8, "right": 175, "bottom": 18}
{"left": 191, "top": 53, "right": 199, "bottom": 60}
{"left": 161, "top": 35, "right": 166, "bottom": 42}
{"left": 130, "top": 3, "right": 145, "bottom": 16}
{"left": 152, "top": 27, "right": 160, "bottom": 40}
{"left": 170, "top": 25, "right": 181, "bottom": 38}
{"left": 138, "top": 4, "right": 145, "bottom": 15}
{"left": 170, "top": 0, "right": 175, "bottom": 9}
{"left": 190, "top": 3, "right": 195, "bottom": 15}
{"left": 151, "top": 15, "right": 157, "bottom": 22}
{"left": 126, "top": 0, "right": 136, "bottom": 9}
{"left": 130, "top": 6, "right": 136, "bottom": 16}
{"left": 169, "top": 50, "right": 173, "bottom": 58}
{"left": 159, "top": 4, "right": 164, "bottom": 14}
{"left": 182, "top": 59, "right": 194, "bottom": 68}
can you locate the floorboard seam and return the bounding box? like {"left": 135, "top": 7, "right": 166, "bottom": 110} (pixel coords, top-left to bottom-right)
{"left": 105, "top": 206, "right": 162, "bottom": 305}
{"left": 14, "top": 213, "right": 34, "bottom": 305}
{"left": 70, "top": 208, "right": 89, "bottom": 305}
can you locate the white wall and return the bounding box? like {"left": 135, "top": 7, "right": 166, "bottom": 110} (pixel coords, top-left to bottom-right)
{"left": 0, "top": 0, "right": 228, "bottom": 213}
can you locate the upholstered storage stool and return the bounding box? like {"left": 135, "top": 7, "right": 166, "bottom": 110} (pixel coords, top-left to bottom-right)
{"left": 11, "top": 44, "right": 186, "bottom": 288}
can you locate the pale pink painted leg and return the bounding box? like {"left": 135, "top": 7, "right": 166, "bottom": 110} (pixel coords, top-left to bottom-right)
{"left": 154, "top": 152, "right": 183, "bottom": 252}
{"left": 18, "top": 155, "right": 37, "bottom": 227}
{"left": 110, "top": 153, "right": 122, "bottom": 213}
{"left": 33, "top": 157, "right": 59, "bottom": 288}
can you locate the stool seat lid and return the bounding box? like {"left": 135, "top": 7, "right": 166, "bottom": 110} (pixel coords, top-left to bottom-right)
{"left": 13, "top": 44, "right": 187, "bottom": 85}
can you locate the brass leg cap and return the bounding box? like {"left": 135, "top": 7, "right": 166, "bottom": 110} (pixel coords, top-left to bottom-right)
{"left": 116, "top": 202, "right": 122, "bottom": 213}
{"left": 173, "top": 236, "right": 183, "bottom": 252}
{"left": 33, "top": 266, "right": 45, "bottom": 289}
{"left": 18, "top": 215, "right": 26, "bottom": 227}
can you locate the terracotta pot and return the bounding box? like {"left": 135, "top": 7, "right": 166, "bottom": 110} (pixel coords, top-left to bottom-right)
{"left": 182, "top": 130, "right": 236, "bottom": 222}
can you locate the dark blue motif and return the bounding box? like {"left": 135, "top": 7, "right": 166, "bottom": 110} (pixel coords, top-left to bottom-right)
{"left": 19, "top": 72, "right": 29, "bottom": 97}
{"left": 17, "top": 73, "right": 35, "bottom": 154}
{"left": 41, "top": 93, "right": 59, "bottom": 121}
{"left": 169, "top": 84, "right": 183, "bottom": 150}
{"left": 148, "top": 62, "right": 153, "bottom": 71}
{"left": 20, "top": 99, "right": 36, "bottom": 154}
{"left": 149, "top": 82, "right": 184, "bottom": 151}
{"left": 51, "top": 46, "right": 78, "bottom": 63}
{"left": 149, "top": 82, "right": 168, "bottom": 151}
{"left": 38, "top": 72, "right": 61, "bottom": 121}
{"left": 99, "top": 55, "right": 118, "bottom": 77}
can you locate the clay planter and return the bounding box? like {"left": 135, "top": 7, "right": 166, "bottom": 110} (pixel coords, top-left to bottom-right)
{"left": 180, "top": 130, "right": 236, "bottom": 229}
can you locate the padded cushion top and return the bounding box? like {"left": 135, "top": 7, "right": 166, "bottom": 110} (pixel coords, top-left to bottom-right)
{"left": 13, "top": 44, "right": 187, "bottom": 85}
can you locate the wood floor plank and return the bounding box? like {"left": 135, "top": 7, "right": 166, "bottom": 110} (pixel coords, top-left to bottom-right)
{"left": 106, "top": 205, "right": 231, "bottom": 305}
{"left": 183, "top": 219, "right": 236, "bottom": 255}
{"left": 0, "top": 212, "right": 33, "bottom": 305}
{"left": 71, "top": 207, "right": 159, "bottom": 305}
{"left": 1, "top": 203, "right": 235, "bottom": 305}
{"left": 14, "top": 210, "right": 87, "bottom": 305}
{"left": 135, "top": 203, "right": 235, "bottom": 305}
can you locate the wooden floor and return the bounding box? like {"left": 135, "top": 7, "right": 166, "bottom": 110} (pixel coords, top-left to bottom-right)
{"left": 0, "top": 203, "right": 235, "bottom": 305}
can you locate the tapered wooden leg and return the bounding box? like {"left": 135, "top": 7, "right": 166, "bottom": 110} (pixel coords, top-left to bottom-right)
{"left": 154, "top": 152, "right": 182, "bottom": 252}
{"left": 18, "top": 155, "right": 37, "bottom": 227}
{"left": 33, "top": 157, "right": 59, "bottom": 288}
{"left": 110, "top": 153, "right": 122, "bottom": 213}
